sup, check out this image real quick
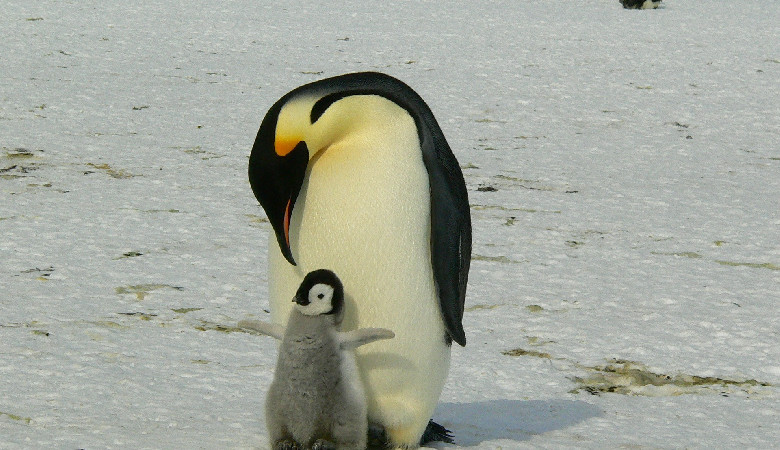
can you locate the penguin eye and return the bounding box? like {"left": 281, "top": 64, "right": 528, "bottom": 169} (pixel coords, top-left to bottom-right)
{"left": 309, "top": 283, "right": 334, "bottom": 306}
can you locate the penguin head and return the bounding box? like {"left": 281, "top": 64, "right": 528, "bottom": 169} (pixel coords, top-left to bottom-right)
{"left": 248, "top": 72, "right": 426, "bottom": 265}
{"left": 292, "top": 269, "right": 345, "bottom": 321}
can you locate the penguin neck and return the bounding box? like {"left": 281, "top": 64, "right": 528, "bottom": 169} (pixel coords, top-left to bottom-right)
{"left": 285, "top": 310, "right": 339, "bottom": 343}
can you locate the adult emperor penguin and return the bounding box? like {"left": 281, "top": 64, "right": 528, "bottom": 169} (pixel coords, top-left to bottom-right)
{"left": 248, "top": 72, "right": 471, "bottom": 448}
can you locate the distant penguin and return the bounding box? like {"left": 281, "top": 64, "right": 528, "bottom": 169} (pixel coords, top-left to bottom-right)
{"left": 620, "top": 0, "right": 662, "bottom": 9}
{"left": 239, "top": 269, "right": 394, "bottom": 450}
{"left": 248, "top": 72, "right": 471, "bottom": 448}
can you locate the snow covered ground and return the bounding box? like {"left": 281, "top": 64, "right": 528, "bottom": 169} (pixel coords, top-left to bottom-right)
{"left": 1, "top": 0, "right": 778, "bottom": 448}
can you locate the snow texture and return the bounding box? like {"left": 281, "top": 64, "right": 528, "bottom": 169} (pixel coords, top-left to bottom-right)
{"left": 1, "top": 0, "right": 778, "bottom": 448}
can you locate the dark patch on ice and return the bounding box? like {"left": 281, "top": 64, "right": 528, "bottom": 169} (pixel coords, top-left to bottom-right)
{"left": 19, "top": 266, "right": 54, "bottom": 279}
{"left": 0, "top": 411, "right": 32, "bottom": 425}
{"left": 570, "top": 359, "right": 773, "bottom": 396}
{"left": 117, "top": 251, "right": 143, "bottom": 259}
{"left": 172, "top": 307, "right": 202, "bottom": 314}
{"left": 471, "top": 254, "right": 517, "bottom": 264}
{"left": 118, "top": 312, "right": 157, "bottom": 321}
{"left": 502, "top": 348, "right": 552, "bottom": 359}
{"left": 85, "top": 163, "right": 136, "bottom": 179}
{"left": 3, "top": 148, "right": 40, "bottom": 159}
{"left": 115, "top": 284, "right": 183, "bottom": 300}
{"left": 1, "top": 162, "right": 41, "bottom": 180}
{"left": 652, "top": 251, "right": 779, "bottom": 270}
{"left": 715, "top": 261, "right": 779, "bottom": 271}
{"left": 195, "top": 320, "right": 244, "bottom": 333}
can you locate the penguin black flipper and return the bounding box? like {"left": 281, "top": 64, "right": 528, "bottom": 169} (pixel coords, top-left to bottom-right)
{"left": 417, "top": 108, "right": 471, "bottom": 347}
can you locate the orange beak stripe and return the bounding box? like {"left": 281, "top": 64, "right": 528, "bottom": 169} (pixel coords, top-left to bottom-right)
{"left": 283, "top": 198, "right": 292, "bottom": 248}
{"left": 275, "top": 138, "right": 301, "bottom": 157}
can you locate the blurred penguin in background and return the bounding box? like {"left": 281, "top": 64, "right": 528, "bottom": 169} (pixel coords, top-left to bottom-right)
{"left": 621, "top": 0, "right": 662, "bottom": 9}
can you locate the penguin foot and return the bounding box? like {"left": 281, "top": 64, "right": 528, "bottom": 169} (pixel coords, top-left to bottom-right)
{"left": 367, "top": 424, "right": 388, "bottom": 449}
{"left": 366, "top": 420, "right": 454, "bottom": 448}
{"left": 274, "top": 439, "right": 302, "bottom": 450}
{"left": 420, "top": 420, "right": 454, "bottom": 445}
{"left": 311, "top": 439, "right": 336, "bottom": 450}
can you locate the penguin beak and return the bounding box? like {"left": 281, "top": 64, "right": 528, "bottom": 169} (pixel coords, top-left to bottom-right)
{"left": 293, "top": 295, "right": 309, "bottom": 306}
{"left": 248, "top": 134, "right": 309, "bottom": 266}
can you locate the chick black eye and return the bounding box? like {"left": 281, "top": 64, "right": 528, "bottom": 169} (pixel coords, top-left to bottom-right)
{"left": 317, "top": 293, "right": 324, "bottom": 299}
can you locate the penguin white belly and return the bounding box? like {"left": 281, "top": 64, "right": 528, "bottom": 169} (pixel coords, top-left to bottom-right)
{"left": 267, "top": 116, "right": 450, "bottom": 444}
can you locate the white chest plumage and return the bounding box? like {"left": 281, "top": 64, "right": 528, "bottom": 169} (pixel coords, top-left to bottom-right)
{"left": 266, "top": 98, "right": 451, "bottom": 443}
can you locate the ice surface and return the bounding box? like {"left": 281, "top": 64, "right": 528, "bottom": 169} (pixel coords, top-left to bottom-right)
{"left": 1, "top": 0, "right": 778, "bottom": 448}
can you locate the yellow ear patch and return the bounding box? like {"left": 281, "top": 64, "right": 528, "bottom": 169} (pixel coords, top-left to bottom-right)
{"left": 274, "top": 96, "right": 316, "bottom": 156}
{"left": 275, "top": 136, "right": 302, "bottom": 156}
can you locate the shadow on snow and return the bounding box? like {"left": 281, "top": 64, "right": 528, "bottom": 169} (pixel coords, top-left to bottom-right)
{"left": 432, "top": 399, "right": 603, "bottom": 447}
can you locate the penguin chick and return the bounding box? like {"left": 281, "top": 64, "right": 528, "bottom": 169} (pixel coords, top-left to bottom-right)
{"left": 239, "top": 269, "right": 394, "bottom": 450}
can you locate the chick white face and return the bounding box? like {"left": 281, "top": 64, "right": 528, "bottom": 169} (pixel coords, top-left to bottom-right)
{"left": 294, "top": 283, "right": 335, "bottom": 316}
